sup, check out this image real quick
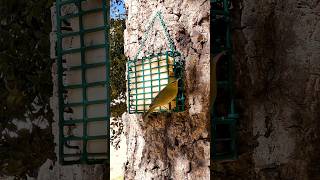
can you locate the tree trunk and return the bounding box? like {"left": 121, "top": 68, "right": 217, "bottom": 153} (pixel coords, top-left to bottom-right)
{"left": 212, "top": 0, "right": 320, "bottom": 179}
{"left": 123, "top": 0, "right": 210, "bottom": 179}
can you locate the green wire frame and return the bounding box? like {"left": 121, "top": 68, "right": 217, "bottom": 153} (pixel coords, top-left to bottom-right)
{"left": 56, "top": 0, "right": 110, "bottom": 165}
{"left": 127, "top": 51, "right": 185, "bottom": 114}
{"left": 127, "top": 12, "right": 185, "bottom": 114}
{"left": 211, "top": 0, "right": 239, "bottom": 161}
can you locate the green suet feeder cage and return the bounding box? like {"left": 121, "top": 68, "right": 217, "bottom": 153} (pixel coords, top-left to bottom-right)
{"left": 55, "top": 0, "right": 110, "bottom": 165}
{"left": 127, "top": 11, "right": 185, "bottom": 114}
{"left": 211, "top": 0, "right": 239, "bottom": 161}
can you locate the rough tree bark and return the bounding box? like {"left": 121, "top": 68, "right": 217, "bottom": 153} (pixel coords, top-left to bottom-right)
{"left": 123, "top": 0, "right": 210, "bottom": 179}
{"left": 212, "top": 0, "right": 320, "bottom": 179}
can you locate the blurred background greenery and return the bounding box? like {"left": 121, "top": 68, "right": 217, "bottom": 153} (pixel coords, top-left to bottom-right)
{"left": 0, "top": 0, "right": 126, "bottom": 178}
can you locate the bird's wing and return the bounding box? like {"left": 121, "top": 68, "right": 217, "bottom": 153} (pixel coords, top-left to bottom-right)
{"left": 143, "top": 81, "right": 178, "bottom": 119}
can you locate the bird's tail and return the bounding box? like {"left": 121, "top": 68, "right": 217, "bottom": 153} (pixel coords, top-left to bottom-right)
{"left": 143, "top": 106, "right": 156, "bottom": 120}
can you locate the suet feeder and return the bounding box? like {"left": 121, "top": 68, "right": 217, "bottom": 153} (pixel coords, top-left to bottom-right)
{"left": 55, "top": 0, "right": 110, "bottom": 165}
{"left": 211, "top": 0, "right": 239, "bottom": 161}
{"left": 127, "top": 12, "right": 185, "bottom": 114}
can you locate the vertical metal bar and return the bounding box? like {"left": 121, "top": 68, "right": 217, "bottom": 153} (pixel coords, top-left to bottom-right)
{"left": 77, "top": 2, "right": 88, "bottom": 163}
{"left": 165, "top": 51, "right": 171, "bottom": 110}
{"left": 225, "top": 0, "right": 235, "bottom": 117}
{"left": 223, "top": 0, "right": 228, "bottom": 13}
{"left": 157, "top": 55, "right": 161, "bottom": 111}
{"left": 127, "top": 62, "right": 131, "bottom": 113}
{"left": 173, "top": 53, "right": 178, "bottom": 111}
{"left": 231, "top": 122, "right": 236, "bottom": 157}
{"left": 134, "top": 62, "right": 138, "bottom": 113}
{"left": 149, "top": 56, "right": 153, "bottom": 107}
{"left": 142, "top": 58, "right": 145, "bottom": 112}
{"left": 56, "top": 0, "right": 65, "bottom": 164}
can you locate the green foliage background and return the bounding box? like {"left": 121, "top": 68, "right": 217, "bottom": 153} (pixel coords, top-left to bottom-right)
{"left": 0, "top": 0, "right": 54, "bottom": 126}
{"left": 110, "top": 18, "right": 127, "bottom": 118}
{"left": 0, "top": 0, "right": 55, "bottom": 178}
{"left": 0, "top": 0, "right": 127, "bottom": 178}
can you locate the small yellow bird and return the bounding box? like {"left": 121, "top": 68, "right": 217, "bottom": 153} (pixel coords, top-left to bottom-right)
{"left": 143, "top": 78, "right": 180, "bottom": 119}
{"left": 210, "top": 51, "right": 226, "bottom": 111}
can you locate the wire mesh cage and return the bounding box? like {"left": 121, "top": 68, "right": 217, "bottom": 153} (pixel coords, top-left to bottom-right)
{"left": 211, "top": 0, "right": 238, "bottom": 161}
{"left": 127, "top": 51, "right": 185, "bottom": 114}
{"left": 127, "top": 11, "right": 185, "bottom": 114}
{"left": 55, "top": 0, "right": 110, "bottom": 165}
